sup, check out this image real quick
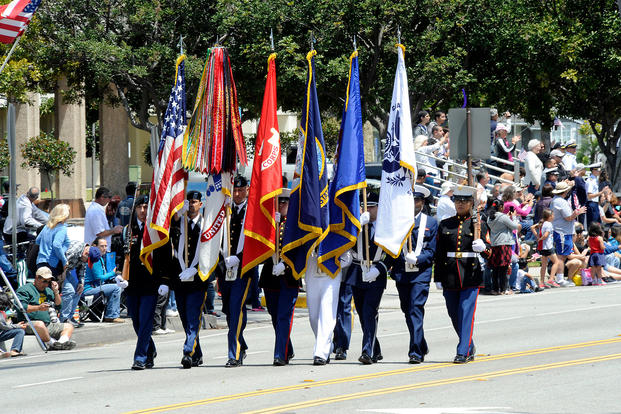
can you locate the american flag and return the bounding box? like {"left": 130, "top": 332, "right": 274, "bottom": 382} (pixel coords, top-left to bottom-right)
{"left": 140, "top": 55, "right": 187, "bottom": 273}
{"left": 0, "top": 0, "right": 41, "bottom": 44}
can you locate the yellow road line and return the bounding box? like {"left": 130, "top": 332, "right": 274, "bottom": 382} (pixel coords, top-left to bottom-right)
{"left": 246, "top": 353, "right": 621, "bottom": 414}
{"left": 126, "top": 337, "right": 621, "bottom": 414}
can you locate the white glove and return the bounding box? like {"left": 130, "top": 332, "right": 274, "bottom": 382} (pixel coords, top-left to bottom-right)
{"left": 179, "top": 267, "right": 198, "bottom": 281}
{"left": 362, "top": 266, "right": 380, "bottom": 283}
{"left": 115, "top": 275, "right": 124, "bottom": 283}
{"left": 405, "top": 252, "right": 418, "bottom": 265}
{"left": 275, "top": 212, "right": 281, "bottom": 223}
{"left": 359, "top": 212, "right": 370, "bottom": 226}
{"left": 224, "top": 255, "right": 240, "bottom": 269}
{"left": 339, "top": 251, "right": 353, "bottom": 268}
{"left": 158, "top": 284, "right": 169, "bottom": 296}
{"left": 272, "top": 262, "right": 286, "bottom": 276}
{"left": 472, "top": 239, "right": 486, "bottom": 253}
{"left": 178, "top": 200, "right": 189, "bottom": 216}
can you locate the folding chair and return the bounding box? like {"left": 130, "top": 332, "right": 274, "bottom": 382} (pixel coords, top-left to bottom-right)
{"left": 79, "top": 290, "right": 107, "bottom": 322}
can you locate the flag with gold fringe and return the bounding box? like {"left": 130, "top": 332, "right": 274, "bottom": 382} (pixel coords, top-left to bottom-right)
{"left": 317, "top": 50, "right": 366, "bottom": 277}
{"left": 241, "top": 53, "right": 283, "bottom": 276}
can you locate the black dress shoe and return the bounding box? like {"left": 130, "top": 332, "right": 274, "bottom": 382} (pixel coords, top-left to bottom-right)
{"left": 181, "top": 355, "right": 192, "bottom": 369}
{"left": 334, "top": 348, "right": 347, "bottom": 360}
{"left": 409, "top": 355, "right": 423, "bottom": 364}
{"left": 371, "top": 354, "right": 383, "bottom": 363}
{"left": 313, "top": 356, "right": 327, "bottom": 366}
{"left": 192, "top": 358, "right": 203, "bottom": 367}
{"left": 358, "top": 353, "right": 373, "bottom": 365}
{"left": 468, "top": 345, "right": 476, "bottom": 361}
{"left": 225, "top": 358, "right": 242, "bottom": 367}
{"left": 286, "top": 352, "right": 294, "bottom": 364}
{"left": 453, "top": 354, "right": 468, "bottom": 364}
{"left": 273, "top": 358, "right": 286, "bottom": 366}
{"left": 131, "top": 361, "right": 146, "bottom": 370}
{"left": 145, "top": 351, "right": 156, "bottom": 369}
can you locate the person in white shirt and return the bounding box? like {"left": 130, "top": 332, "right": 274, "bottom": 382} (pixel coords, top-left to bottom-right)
{"left": 436, "top": 181, "right": 456, "bottom": 223}
{"left": 522, "top": 139, "right": 544, "bottom": 194}
{"left": 585, "top": 163, "right": 608, "bottom": 224}
{"left": 562, "top": 141, "right": 578, "bottom": 171}
{"left": 2, "top": 187, "right": 49, "bottom": 243}
{"left": 475, "top": 171, "right": 490, "bottom": 210}
{"left": 84, "top": 187, "right": 122, "bottom": 249}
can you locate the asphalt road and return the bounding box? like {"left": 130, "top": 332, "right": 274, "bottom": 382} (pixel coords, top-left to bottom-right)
{"left": 3, "top": 282, "right": 621, "bottom": 414}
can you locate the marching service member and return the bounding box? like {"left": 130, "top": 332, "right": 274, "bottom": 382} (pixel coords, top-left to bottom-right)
{"left": 344, "top": 191, "right": 389, "bottom": 364}
{"left": 388, "top": 185, "right": 437, "bottom": 364}
{"left": 124, "top": 194, "right": 170, "bottom": 370}
{"left": 259, "top": 189, "right": 301, "bottom": 366}
{"left": 169, "top": 190, "right": 214, "bottom": 369}
{"left": 434, "top": 185, "right": 490, "bottom": 364}
{"left": 220, "top": 175, "right": 252, "bottom": 367}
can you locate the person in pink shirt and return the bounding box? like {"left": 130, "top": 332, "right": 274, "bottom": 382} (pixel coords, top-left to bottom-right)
{"left": 502, "top": 186, "right": 534, "bottom": 217}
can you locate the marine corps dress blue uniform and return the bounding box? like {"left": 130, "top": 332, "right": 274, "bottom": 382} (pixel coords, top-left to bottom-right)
{"left": 388, "top": 185, "right": 437, "bottom": 364}
{"left": 434, "top": 185, "right": 491, "bottom": 363}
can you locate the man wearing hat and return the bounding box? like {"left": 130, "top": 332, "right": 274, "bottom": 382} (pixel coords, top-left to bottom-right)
{"left": 343, "top": 191, "right": 389, "bottom": 364}
{"left": 15, "top": 266, "right": 76, "bottom": 350}
{"left": 571, "top": 164, "right": 588, "bottom": 227}
{"left": 220, "top": 175, "right": 253, "bottom": 367}
{"left": 388, "top": 185, "right": 437, "bottom": 364}
{"left": 437, "top": 181, "right": 456, "bottom": 222}
{"left": 562, "top": 141, "right": 578, "bottom": 171}
{"left": 434, "top": 185, "right": 490, "bottom": 363}
{"left": 543, "top": 167, "right": 560, "bottom": 188}
{"left": 259, "top": 188, "right": 302, "bottom": 366}
{"left": 550, "top": 181, "right": 586, "bottom": 287}
{"left": 549, "top": 149, "right": 569, "bottom": 181}
{"left": 586, "top": 163, "right": 608, "bottom": 223}
{"left": 124, "top": 194, "right": 170, "bottom": 370}
{"left": 167, "top": 190, "right": 213, "bottom": 369}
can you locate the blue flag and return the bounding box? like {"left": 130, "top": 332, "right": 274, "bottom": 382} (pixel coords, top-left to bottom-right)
{"left": 281, "top": 50, "right": 329, "bottom": 279}
{"left": 318, "top": 51, "right": 366, "bottom": 277}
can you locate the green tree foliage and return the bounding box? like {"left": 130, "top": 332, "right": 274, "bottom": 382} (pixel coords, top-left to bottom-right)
{"left": 20, "top": 132, "right": 76, "bottom": 200}
{"left": 0, "top": 139, "right": 9, "bottom": 170}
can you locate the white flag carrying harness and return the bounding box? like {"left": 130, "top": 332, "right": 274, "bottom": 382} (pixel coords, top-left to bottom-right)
{"left": 406, "top": 213, "right": 427, "bottom": 272}
{"left": 176, "top": 216, "right": 201, "bottom": 282}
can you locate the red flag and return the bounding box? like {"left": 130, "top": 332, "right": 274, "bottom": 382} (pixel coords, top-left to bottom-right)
{"left": 241, "top": 53, "right": 282, "bottom": 275}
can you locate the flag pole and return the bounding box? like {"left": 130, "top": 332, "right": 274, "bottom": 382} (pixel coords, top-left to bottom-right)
{"left": 274, "top": 198, "right": 280, "bottom": 261}
{"left": 362, "top": 187, "right": 370, "bottom": 269}
{"left": 225, "top": 203, "right": 233, "bottom": 279}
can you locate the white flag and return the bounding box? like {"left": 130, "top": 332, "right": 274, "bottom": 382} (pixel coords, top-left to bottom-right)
{"left": 198, "top": 172, "right": 232, "bottom": 280}
{"left": 375, "top": 45, "right": 417, "bottom": 258}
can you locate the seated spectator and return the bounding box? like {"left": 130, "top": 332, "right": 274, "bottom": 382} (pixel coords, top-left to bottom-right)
{"left": 83, "top": 237, "right": 124, "bottom": 323}
{"left": 2, "top": 186, "right": 48, "bottom": 244}
{"left": 15, "top": 266, "right": 76, "bottom": 350}
{"left": 516, "top": 260, "right": 542, "bottom": 293}
{"left": 0, "top": 292, "right": 26, "bottom": 357}
{"left": 59, "top": 241, "right": 90, "bottom": 327}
